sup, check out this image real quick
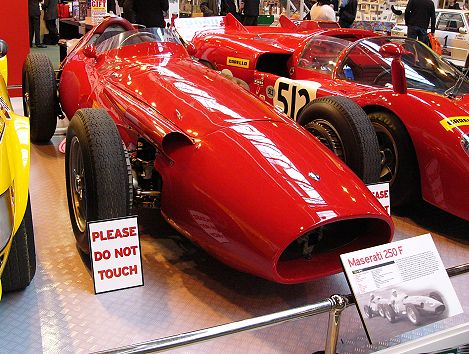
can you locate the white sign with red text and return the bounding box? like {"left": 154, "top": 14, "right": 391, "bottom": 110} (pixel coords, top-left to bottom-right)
{"left": 88, "top": 216, "right": 143, "bottom": 294}
{"left": 91, "top": 0, "right": 107, "bottom": 25}
{"left": 340, "top": 234, "right": 462, "bottom": 343}
{"left": 367, "top": 182, "right": 390, "bottom": 215}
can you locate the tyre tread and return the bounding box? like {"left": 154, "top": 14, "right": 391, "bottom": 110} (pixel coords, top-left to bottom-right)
{"left": 2, "top": 198, "right": 36, "bottom": 292}
{"left": 66, "top": 109, "right": 133, "bottom": 252}
{"left": 300, "top": 96, "right": 380, "bottom": 183}
{"left": 368, "top": 110, "right": 419, "bottom": 206}
{"left": 23, "top": 53, "right": 57, "bottom": 143}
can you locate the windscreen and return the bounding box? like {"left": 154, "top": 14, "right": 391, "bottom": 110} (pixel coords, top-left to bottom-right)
{"left": 336, "top": 37, "right": 469, "bottom": 94}
{"left": 298, "top": 36, "right": 351, "bottom": 75}
{"left": 96, "top": 28, "right": 182, "bottom": 54}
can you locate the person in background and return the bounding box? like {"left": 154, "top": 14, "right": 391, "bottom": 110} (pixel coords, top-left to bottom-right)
{"left": 309, "top": 0, "right": 336, "bottom": 21}
{"left": 221, "top": 0, "right": 239, "bottom": 17}
{"left": 122, "top": 0, "right": 134, "bottom": 22}
{"left": 338, "top": 0, "right": 357, "bottom": 28}
{"left": 405, "top": 0, "right": 435, "bottom": 46}
{"left": 200, "top": 0, "right": 219, "bottom": 16}
{"left": 43, "top": 0, "right": 59, "bottom": 44}
{"left": 29, "top": 0, "right": 46, "bottom": 48}
{"left": 123, "top": 0, "right": 169, "bottom": 27}
{"left": 241, "top": 0, "right": 260, "bottom": 26}
{"left": 303, "top": 0, "right": 316, "bottom": 20}
{"left": 448, "top": 0, "right": 461, "bottom": 9}
{"left": 123, "top": 0, "right": 136, "bottom": 23}
{"left": 390, "top": 289, "right": 407, "bottom": 313}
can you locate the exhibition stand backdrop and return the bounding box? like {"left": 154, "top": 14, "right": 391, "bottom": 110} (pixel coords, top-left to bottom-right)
{"left": 0, "top": 2, "right": 29, "bottom": 96}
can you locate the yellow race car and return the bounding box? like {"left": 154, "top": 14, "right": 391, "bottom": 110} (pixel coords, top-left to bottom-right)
{"left": 0, "top": 39, "right": 36, "bottom": 299}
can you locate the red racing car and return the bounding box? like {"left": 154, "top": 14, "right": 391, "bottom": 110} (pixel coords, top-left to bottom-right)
{"left": 22, "top": 17, "right": 392, "bottom": 283}
{"left": 184, "top": 15, "right": 469, "bottom": 221}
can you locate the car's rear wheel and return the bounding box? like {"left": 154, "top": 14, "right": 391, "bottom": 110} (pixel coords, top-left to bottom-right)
{"left": 2, "top": 196, "right": 36, "bottom": 292}
{"left": 368, "top": 111, "right": 419, "bottom": 206}
{"left": 65, "top": 108, "right": 133, "bottom": 253}
{"left": 364, "top": 305, "right": 373, "bottom": 318}
{"left": 406, "top": 304, "right": 422, "bottom": 325}
{"left": 297, "top": 96, "right": 380, "bottom": 184}
{"left": 22, "top": 53, "right": 57, "bottom": 143}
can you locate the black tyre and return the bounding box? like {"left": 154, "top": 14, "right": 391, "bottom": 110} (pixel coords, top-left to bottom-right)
{"left": 368, "top": 111, "right": 419, "bottom": 206}
{"left": 2, "top": 196, "right": 36, "bottom": 292}
{"left": 384, "top": 304, "right": 396, "bottom": 323}
{"left": 297, "top": 96, "right": 380, "bottom": 183}
{"left": 406, "top": 304, "right": 422, "bottom": 325}
{"left": 22, "top": 53, "right": 57, "bottom": 143}
{"left": 378, "top": 304, "right": 385, "bottom": 317}
{"left": 364, "top": 305, "right": 373, "bottom": 318}
{"left": 65, "top": 109, "right": 133, "bottom": 253}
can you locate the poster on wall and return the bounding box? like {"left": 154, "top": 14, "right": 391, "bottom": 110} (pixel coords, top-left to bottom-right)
{"left": 340, "top": 234, "right": 463, "bottom": 344}
{"left": 91, "top": 0, "right": 107, "bottom": 25}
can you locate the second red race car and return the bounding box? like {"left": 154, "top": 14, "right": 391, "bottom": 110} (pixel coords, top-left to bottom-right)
{"left": 183, "top": 15, "right": 469, "bottom": 221}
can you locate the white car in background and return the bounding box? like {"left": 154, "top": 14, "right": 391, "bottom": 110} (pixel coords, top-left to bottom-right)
{"left": 392, "top": 9, "right": 469, "bottom": 67}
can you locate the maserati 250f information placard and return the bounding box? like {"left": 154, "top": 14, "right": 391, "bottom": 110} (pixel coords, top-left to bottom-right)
{"left": 340, "top": 234, "right": 462, "bottom": 343}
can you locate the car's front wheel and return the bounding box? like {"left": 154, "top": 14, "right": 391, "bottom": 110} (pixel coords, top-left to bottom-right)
{"left": 406, "top": 304, "right": 422, "bottom": 325}
{"left": 378, "top": 304, "right": 385, "bottom": 317}
{"left": 384, "top": 304, "right": 396, "bottom": 323}
{"left": 65, "top": 108, "right": 133, "bottom": 252}
{"left": 298, "top": 96, "right": 381, "bottom": 184}
{"left": 22, "top": 53, "right": 57, "bottom": 143}
{"left": 1, "top": 196, "right": 36, "bottom": 292}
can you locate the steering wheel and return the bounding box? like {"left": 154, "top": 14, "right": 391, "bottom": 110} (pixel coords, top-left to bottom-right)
{"left": 373, "top": 68, "right": 392, "bottom": 85}
{"left": 120, "top": 32, "right": 160, "bottom": 47}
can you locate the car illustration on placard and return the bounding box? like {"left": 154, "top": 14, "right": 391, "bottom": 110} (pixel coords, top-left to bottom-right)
{"left": 384, "top": 290, "right": 446, "bottom": 325}
{"left": 22, "top": 17, "right": 393, "bottom": 284}
{"left": 364, "top": 290, "right": 446, "bottom": 325}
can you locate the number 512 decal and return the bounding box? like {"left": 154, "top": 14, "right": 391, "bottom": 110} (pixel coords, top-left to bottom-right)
{"left": 273, "top": 78, "right": 321, "bottom": 121}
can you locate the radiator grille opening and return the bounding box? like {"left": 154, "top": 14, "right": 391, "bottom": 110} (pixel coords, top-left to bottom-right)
{"left": 276, "top": 217, "right": 392, "bottom": 282}
{"left": 280, "top": 219, "right": 371, "bottom": 261}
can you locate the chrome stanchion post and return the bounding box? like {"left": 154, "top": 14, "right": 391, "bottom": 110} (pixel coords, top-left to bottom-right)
{"left": 324, "top": 294, "right": 348, "bottom": 354}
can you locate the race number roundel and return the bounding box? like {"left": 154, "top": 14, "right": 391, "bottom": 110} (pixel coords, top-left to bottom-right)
{"left": 273, "top": 78, "right": 321, "bottom": 121}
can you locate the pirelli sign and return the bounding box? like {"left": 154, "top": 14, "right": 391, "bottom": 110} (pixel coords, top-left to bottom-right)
{"left": 440, "top": 116, "right": 469, "bottom": 131}
{"left": 226, "top": 57, "right": 250, "bottom": 68}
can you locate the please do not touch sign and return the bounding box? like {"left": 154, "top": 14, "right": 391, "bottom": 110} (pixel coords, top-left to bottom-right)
{"left": 88, "top": 216, "right": 144, "bottom": 294}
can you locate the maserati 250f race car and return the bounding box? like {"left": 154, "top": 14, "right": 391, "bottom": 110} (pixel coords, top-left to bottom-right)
{"left": 0, "top": 39, "right": 36, "bottom": 298}
{"left": 364, "top": 291, "right": 446, "bottom": 325}
{"left": 185, "top": 15, "right": 469, "bottom": 220}
{"left": 22, "top": 17, "right": 393, "bottom": 283}
{"left": 385, "top": 291, "right": 446, "bottom": 326}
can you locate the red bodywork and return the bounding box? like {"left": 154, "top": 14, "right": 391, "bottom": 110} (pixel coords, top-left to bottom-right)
{"left": 184, "top": 15, "right": 469, "bottom": 221}
{"left": 59, "top": 18, "right": 393, "bottom": 283}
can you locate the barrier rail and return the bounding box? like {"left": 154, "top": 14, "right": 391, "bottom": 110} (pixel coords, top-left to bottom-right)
{"left": 96, "top": 263, "right": 469, "bottom": 354}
